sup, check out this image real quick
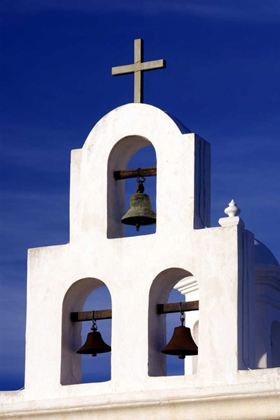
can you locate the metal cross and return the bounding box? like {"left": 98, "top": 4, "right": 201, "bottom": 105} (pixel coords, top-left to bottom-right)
{"left": 112, "top": 38, "right": 166, "bottom": 103}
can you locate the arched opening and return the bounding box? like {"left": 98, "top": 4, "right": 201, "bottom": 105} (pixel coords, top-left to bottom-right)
{"left": 271, "top": 320, "right": 280, "bottom": 368}
{"left": 61, "top": 278, "right": 112, "bottom": 385}
{"left": 148, "top": 268, "right": 198, "bottom": 377}
{"left": 81, "top": 286, "right": 111, "bottom": 383}
{"left": 107, "top": 136, "right": 156, "bottom": 238}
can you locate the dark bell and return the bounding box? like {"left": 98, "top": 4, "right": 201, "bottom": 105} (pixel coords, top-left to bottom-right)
{"left": 161, "top": 326, "right": 198, "bottom": 359}
{"left": 121, "top": 192, "right": 156, "bottom": 231}
{"left": 76, "top": 331, "right": 111, "bottom": 357}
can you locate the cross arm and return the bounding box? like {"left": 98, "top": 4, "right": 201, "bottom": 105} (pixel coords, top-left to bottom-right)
{"left": 112, "top": 59, "right": 166, "bottom": 76}
{"left": 141, "top": 59, "right": 166, "bottom": 71}
{"left": 112, "top": 64, "right": 136, "bottom": 76}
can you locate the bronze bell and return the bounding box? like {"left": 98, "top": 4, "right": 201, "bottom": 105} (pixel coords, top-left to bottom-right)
{"left": 76, "top": 320, "right": 111, "bottom": 357}
{"left": 161, "top": 308, "right": 198, "bottom": 359}
{"left": 121, "top": 176, "right": 156, "bottom": 231}
{"left": 161, "top": 326, "right": 198, "bottom": 359}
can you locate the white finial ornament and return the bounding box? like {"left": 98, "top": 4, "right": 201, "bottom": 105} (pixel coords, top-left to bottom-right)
{"left": 224, "top": 199, "right": 240, "bottom": 218}
{"left": 218, "top": 199, "right": 244, "bottom": 228}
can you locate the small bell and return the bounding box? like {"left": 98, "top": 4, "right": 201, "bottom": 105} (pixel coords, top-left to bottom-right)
{"left": 161, "top": 306, "right": 198, "bottom": 359}
{"left": 121, "top": 175, "right": 156, "bottom": 231}
{"left": 76, "top": 319, "right": 111, "bottom": 357}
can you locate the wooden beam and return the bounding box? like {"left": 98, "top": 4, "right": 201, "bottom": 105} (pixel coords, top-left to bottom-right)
{"left": 71, "top": 301, "right": 199, "bottom": 322}
{"left": 113, "top": 166, "right": 156, "bottom": 180}
{"left": 71, "top": 309, "right": 112, "bottom": 322}
{"left": 157, "top": 300, "right": 199, "bottom": 314}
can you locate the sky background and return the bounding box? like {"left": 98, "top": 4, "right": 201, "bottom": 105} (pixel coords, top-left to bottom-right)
{"left": 1, "top": 0, "right": 280, "bottom": 390}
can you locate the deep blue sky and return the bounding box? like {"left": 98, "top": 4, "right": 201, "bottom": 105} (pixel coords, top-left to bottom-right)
{"left": 1, "top": 1, "right": 280, "bottom": 390}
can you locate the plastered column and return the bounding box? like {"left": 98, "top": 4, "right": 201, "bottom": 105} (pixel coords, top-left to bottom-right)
{"left": 194, "top": 225, "right": 241, "bottom": 384}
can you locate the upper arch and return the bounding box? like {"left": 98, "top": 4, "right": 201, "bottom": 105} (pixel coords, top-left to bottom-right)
{"left": 83, "top": 103, "right": 187, "bottom": 151}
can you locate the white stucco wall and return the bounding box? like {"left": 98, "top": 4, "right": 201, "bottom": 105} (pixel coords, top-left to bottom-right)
{"left": 1, "top": 104, "right": 279, "bottom": 420}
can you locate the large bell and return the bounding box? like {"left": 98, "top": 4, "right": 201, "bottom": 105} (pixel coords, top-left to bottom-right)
{"left": 76, "top": 320, "right": 111, "bottom": 357}
{"left": 161, "top": 326, "right": 198, "bottom": 359}
{"left": 121, "top": 177, "right": 156, "bottom": 231}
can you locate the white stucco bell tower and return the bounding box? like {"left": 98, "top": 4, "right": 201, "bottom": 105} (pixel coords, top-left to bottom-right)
{"left": 1, "top": 39, "right": 280, "bottom": 420}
